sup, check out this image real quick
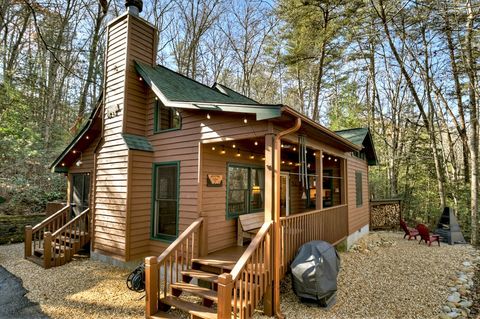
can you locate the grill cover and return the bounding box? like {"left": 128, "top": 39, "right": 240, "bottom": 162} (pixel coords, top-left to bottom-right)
{"left": 291, "top": 240, "right": 340, "bottom": 307}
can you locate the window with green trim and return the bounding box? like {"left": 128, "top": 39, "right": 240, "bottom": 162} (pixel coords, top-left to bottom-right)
{"left": 227, "top": 164, "right": 264, "bottom": 218}
{"left": 355, "top": 171, "right": 363, "bottom": 207}
{"left": 154, "top": 100, "right": 181, "bottom": 132}
{"left": 152, "top": 162, "right": 179, "bottom": 240}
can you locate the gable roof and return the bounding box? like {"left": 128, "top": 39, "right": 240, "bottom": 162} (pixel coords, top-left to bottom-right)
{"left": 335, "top": 128, "right": 378, "bottom": 165}
{"left": 135, "top": 61, "right": 282, "bottom": 120}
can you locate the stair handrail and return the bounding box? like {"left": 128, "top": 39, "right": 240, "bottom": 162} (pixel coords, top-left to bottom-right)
{"left": 43, "top": 208, "right": 89, "bottom": 269}
{"left": 25, "top": 204, "right": 71, "bottom": 259}
{"left": 145, "top": 216, "right": 206, "bottom": 318}
{"left": 217, "top": 220, "right": 273, "bottom": 319}
{"left": 32, "top": 204, "right": 70, "bottom": 232}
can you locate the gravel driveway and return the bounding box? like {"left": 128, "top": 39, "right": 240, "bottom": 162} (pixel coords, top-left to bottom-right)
{"left": 0, "top": 232, "right": 476, "bottom": 319}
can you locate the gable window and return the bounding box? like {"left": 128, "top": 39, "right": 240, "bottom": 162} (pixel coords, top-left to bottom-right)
{"left": 227, "top": 164, "right": 264, "bottom": 218}
{"left": 152, "top": 162, "right": 179, "bottom": 241}
{"left": 355, "top": 171, "right": 363, "bottom": 207}
{"left": 154, "top": 100, "right": 181, "bottom": 132}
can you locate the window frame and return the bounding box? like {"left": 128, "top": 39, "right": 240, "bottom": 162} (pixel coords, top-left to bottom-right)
{"left": 355, "top": 170, "right": 363, "bottom": 207}
{"left": 150, "top": 161, "right": 180, "bottom": 242}
{"left": 226, "top": 163, "right": 265, "bottom": 219}
{"left": 153, "top": 100, "right": 181, "bottom": 133}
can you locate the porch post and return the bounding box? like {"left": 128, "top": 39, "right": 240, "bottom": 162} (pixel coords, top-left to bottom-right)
{"left": 197, "top": 142, "right": 208, "bottom": 256}
{"left": 340, "top": 158, "right": 347, "bottom": 205}
{"left": 263, "top": 133, "right": 274, "bottom": 316}
{"left": 316, "top": 150, "right": 323, "bottom": 210}
{"left": 145, "top": 256, "right": 159, "bottom": 317}
{"left": 264, "top": 134, "right": 275, "bottom": 222}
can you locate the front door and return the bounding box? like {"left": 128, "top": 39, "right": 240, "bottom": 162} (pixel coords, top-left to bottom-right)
{"left": 71, "top": 173, "right": 90, "bottom": 216}
{"left": 280, "top": 173, "right": 290, "bottom": 217}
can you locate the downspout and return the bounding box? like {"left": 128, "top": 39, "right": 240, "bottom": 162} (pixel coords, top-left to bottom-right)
{"left": 273, "top": 117, "right": 301, "bottom": 319}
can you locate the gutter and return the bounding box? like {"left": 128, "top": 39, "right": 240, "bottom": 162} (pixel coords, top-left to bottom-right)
{"left": 273, "top": 117, "right": 301, "bottom": 319}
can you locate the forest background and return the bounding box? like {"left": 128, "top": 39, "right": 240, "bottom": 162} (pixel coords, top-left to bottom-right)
{"left": 0, "top": 0, "right": 479, "bottom": 242}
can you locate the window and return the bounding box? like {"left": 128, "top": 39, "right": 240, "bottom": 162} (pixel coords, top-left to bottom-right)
{"left": 152, "top": 162, "right": 179, "bottom": 241}
{"left": 154, "top": 100, "right": 181, "bottom": 132}
{"left": 227, "top": 164, "right": 264, "bottom": 218}
{"left": 355, "top": 171, "right": 363, "bottom": 207}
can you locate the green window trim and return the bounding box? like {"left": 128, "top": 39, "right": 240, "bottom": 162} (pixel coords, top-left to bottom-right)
{"left": 355, "top": 170, "right": 363, "bottom": 207}
{"left": 226, "top": 163, "right": 265, "bottom": 219}
{"left": 153, "top": 100, "right": 181, "bottom": 133}
{"left": 151, "top": 161, "right": 180, "bottom": 242}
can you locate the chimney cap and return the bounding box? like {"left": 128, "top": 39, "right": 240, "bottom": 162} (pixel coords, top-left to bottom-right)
{"left": 125, "top": 0, "right": 143, "bottom": 14}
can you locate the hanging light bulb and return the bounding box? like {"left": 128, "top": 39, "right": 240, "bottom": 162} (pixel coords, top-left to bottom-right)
{"left": 211, "top": 146, "right": 216, "bottom": 151}
{"left": 281, "top": 160, "right": 285, "bottom": 164}
{"left": 139, "top": 77, "right": 143, "bottom": 81}
{"left": 220, "top": 146, "right": 226, "bottom": 155}
{"left": 232, "top": 143, "right": 236, "bottom": 148}
{"left": 313, "top": 152, "right": 316, "bottom": 156}
{"left": 236, "top": 149, "right": 241, "bottom": 157}
{"left": 254, "top": 141, "right": 258, "bottom": 146}
{"left": 328, "top": 156, "right": 331, "bottom": 160}
{"left": 293, "top": 147, "right": 296, "bottom": 151}
{"left": 243, "top": 116, "right": 248, "bottom": 124}
{"left": 288, "top": 161, "right": 293, "bottom": 165}
{"left": 281, "top": 144, "right": 284, "bottom": 148}
{"left": 249, "top": 153, "right": 255, "bottom": 159}
{"left": 261, "top": 157, "right": 265, "bottom": 161}
{"left": 334, "top": 158, "right": 338, "bottom": 162}
{"left": 72, "top": 150, "right": 77, "bottom": 154}
{"left": 155, "top": 96, "right": 158, "bottom": 101}
{"left": 322, "top": 154, "right": 325, "bottom": 158}
{"left": 206, "top": 113, "right": 211, "bottom": 119}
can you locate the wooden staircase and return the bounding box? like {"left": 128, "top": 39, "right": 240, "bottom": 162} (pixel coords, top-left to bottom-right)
{"left": 145, "top": 218, "right": 273, "bottom": 319}
{"left": 25, "top": 205, "right": 90, "bottom": 269}
{"left": 152, "top": 257, "right": 236, "bottom": 319}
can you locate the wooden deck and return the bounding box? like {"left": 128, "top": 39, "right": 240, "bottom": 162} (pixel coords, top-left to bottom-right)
{"left": 193, "top": 245, "right": 247, "bottom": 271}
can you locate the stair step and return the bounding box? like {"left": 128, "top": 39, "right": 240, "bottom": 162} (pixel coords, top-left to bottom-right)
{"left": 181, "top": 269, "right": 219, "bottom": 283}
{"left": 192, "top": 258, "right": 235, "bottom": 271}
{"left": 171, "top": 282, "right": 218, "bottom": 302}
{"left": 150, "top": 310, "right": 176, "bottom": 319}
{"left": 160, "top": 295, "right": 217, "bottom": 319}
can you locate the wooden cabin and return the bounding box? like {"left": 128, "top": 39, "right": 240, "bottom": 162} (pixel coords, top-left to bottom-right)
{"left": 24, "top": 1, "right": 377, "bottom": 318}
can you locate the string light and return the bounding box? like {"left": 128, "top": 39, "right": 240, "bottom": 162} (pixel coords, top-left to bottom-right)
{"left": 72, "top": 150, "right": 77, "bottom": 154}
{"left": 249, "top": 153, "right": 255, "bottom": 159}
{"left": 236, "top": 149, "right": 241, "bottom": 157}
{"left": 232, "top": 143, "right": 236, "bottom": 148}
{"left": 281, "top": 160, "right": 285, "bottom": 164}
{"left": 211, "top": 146, "right": 216, "bottom": 151}
{"left": 328, "top": 156, "right": 331, "bottom": 160}
{"left": 261, "top": 157, "right": 265, "bottom": 161}
{"left": 293, "top": 147, "right": 296, "bottom": 151}
{"left": 243, "top": 117, "right": 248, "bottom": 124}
{"left": 86, "top": 136, "right": 90, "bottom": 140}
{"left": 288, "top": 161, "right": 293, "bottom": 165}
{"left": 254, "top": 141, "right": 258, "bottom": 146}
{"left": 334, "top": 158, "right": 338, "bottom": 162}
{"left": 61, "top": 163, "right": 65, "bottom": 166}
{"left": 281, "top": 144, "right": 284, "bottom": 148}
{"left": 155, "top": 96, "right": 158, "bottom": 101}
{"left": 322, "top": 154, "right": 325, "bottom": 158}
{"left": 313, "top": 152, "right": 316, "bottom": 156}
{"left": 139, "top": 77, "right": 143, "bottom": 81}
{"left": 206, "top": 113, "right": 211, "bottom": 119}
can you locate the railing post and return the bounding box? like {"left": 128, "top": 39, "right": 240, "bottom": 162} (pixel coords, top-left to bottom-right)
{"left": 198, "top": 216, "right": 208, "bottom": 257}
{"left": 263, "top": 229, "right": 273, "bottom": 316}
{"left": 24, "top": 225, "right": 32, "bottom": 258}
{"left": 217, "top": 273, "right": 233, "bottom": 319}
{"left": 43, "top": 232, "right": 52, "bottom": 269}
{"left": 145, "top": 256, "right": 159, "bottom": 318}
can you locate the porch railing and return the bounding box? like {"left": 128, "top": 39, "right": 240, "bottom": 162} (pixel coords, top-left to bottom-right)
{"left": 24, "top": 204, "right": 70, "bottom": 258}
{"left": 145, "top": 217, "right": 205, "bottom": 317}
{"left": 217, "top": 221, "right": 273, "bottom": 319}
{"left": 43, "top": 208, "right": 89, "bottom": 268}
{"left": 280, "top": 204, "right": 348, "bottom": 276}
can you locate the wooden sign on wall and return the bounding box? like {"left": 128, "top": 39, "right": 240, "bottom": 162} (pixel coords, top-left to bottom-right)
{"left": 207, "top": 174, "right": 223, "bottom": 187}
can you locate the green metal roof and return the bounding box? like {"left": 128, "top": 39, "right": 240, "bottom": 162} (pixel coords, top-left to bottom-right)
{"left": 335, "top": 128, "right": 369, "bottom": 146}
{"left": 135, "top": 61, "right": 282, "bottom": 120}
{"left": 135, "top": 61, "right": 259, "bottom": 105}
{"left": 122, "top": 133, "right": 153, "bottom": 152}
{"left": 335, "top": 127, "right": 378, "bottom": 165}
{"left": 212, "top": 83, "right": 259, "bottom": 105}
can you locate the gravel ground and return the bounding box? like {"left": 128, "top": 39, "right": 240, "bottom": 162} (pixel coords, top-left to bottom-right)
{"left": 0, "top": 231, "right": 476, "bottom": 319}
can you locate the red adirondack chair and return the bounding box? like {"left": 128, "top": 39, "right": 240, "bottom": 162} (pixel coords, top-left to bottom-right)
{"left": 416, "top": 224, "right": 441, "bottom": 246}
{"left": 400, "top": 219, "right": 419, "bottom": 240}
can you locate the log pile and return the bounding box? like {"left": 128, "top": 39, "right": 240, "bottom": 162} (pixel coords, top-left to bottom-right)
{"left": 370, "top": 200, "right": 401, "bottom": 230}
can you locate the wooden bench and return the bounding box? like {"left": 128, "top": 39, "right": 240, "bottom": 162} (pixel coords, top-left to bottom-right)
{"left": 237, "top": 212, "right": 264, "bottom": 246}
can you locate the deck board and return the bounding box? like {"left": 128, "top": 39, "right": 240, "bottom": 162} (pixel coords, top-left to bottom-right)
{"left": 193, "top": 246, "right": 247, "bottom": 270}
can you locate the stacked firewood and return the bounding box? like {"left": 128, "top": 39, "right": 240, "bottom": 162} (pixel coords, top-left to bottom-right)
{"left": 370, "top": 202, "right": 401, "bottom": 230}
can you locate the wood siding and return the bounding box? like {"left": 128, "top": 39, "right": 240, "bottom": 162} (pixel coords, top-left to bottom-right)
{"left": 346, "top": 155, "right": 369, "bottom": 234}
{"left": 146, "top": 111, "right": 269, "bottom": 255}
